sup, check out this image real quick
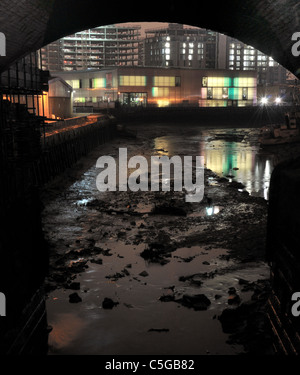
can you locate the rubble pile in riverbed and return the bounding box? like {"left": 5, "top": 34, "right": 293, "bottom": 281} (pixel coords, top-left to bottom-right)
{"left": 42, "top": 124, "right": 273, "bottom": 355}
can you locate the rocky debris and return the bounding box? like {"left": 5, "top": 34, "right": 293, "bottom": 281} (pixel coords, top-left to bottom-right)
{"left": 139, "top": 271, "right": 149, "bottom": 277}
{"left": 179, "top": 270, "right": 217, "bottom": 286}
{"left": 105, "top": 268, "right": 131, "bottom": 281}
{"left": 90, "top": 258, "right": 103, "bottom": 265}
{"left": 159, "top": 292, "right": 211, "bottom": 311}
{"left": 151, "top": 202, "right": 188, "bottom": 216}
{"left": 102, "top": 298, "right": 119, "bottom": 309}
{"left": 228, "top": 294, "right": 241, "bottom": 305}
{"left": 218, "top": 279, "right": 273, "bottom": 354}
{"left": 177, "top": 294, "right": 211, "bottom": 311}
{"left": 174, "top": 255, "right": 195, "bottom": 263}
{"left": 159, "top": 294, "right": 176, "bottom": 302}
{"left": 69, "top": 292, "right": 82, "bottom": 303}
{"left": 227, "top": 181, "right": 245, "bottom": 190}
{"left": 140, "top": 242, "right": 173, "bottom": 265}
{"left": 148, "top": 328, "right": 169, "bottom": 333}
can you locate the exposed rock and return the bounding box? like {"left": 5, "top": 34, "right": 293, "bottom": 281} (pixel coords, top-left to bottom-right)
{"left": 102, "top": 297, "right": 119, "bottom": 309}
{"left": 177, "top": 294, "right": 211, "bottom": 311}
{"left": 148, "top": 328, "right": 169, "bottom": 333}
{"left": 139, "top": 270, "right": 149, "bottom": 277}
{"left": 69, "top": 292, "right": 82, "bottom": 303}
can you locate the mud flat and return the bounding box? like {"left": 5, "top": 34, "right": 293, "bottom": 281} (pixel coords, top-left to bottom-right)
{"left": 41, "top": 123, "right": 274, "bottom": 355}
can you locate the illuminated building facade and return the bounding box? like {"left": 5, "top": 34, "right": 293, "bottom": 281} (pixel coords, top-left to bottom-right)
{"left": 142, "top": 24, "right": 287, "bottom": 89}
{"left": 225, "top": 36, "right": 287, "bottom": 86}
{"left": 41, "top": 25, "right": 141, "bottom": 72}
{"left": 143, "top": 24, "right": 218, "bottom": 69}
{"left": 53, "top": 66, "right": 257, "bottom": 109}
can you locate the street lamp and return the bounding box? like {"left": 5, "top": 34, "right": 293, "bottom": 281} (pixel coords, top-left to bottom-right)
{"left": 260, "top": 97, "right": 268, "bottom": 105}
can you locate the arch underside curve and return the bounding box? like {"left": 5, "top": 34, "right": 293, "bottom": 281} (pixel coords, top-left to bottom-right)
{"left": 0, "top": 0, "right": 299, "bottom": 78}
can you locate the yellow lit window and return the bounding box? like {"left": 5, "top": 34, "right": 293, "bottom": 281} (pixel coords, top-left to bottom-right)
{"left": 152, "top": 87, "right": 169, "bottom": 97}
{"left": 119, "top": 75, "right": 146, "bottom": 86}
{"left": 66, "top": 80, "right": 80, "bottom": 89}
{"left": 153, "top": 76, "right": 176, "bottom": 87}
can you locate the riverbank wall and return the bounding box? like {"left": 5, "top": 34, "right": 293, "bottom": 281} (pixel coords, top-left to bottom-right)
{"left": 109, "top": 105, "right": 288, "bottom": 127}
{"left": 38, "top": 114, "right": 117, "bottom": 185}
{"left": 0, "top": 105, "right": 116, "bottom": 354}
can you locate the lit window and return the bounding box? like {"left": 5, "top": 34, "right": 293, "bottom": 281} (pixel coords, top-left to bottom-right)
{"left": 152, "top": 87, "right": 169, "bottom": 97}
{"left": 92, "top": 78, "right": 106, "bottom": 88}
{"left": 165, "top": 48, "right": 170, "bottom": 54}
{"left": 153, "top": 76, "right": 176, "bottom": 86}
{"left": 166, "top": 55, "right": 170, "bottom": 60}
{"left": 119, "top": 75, "right": 146, "bottom": 86}
{"left": 165, "top": 42, "right": 170, "bottom": 48}
{"left": 189, "top": 43, "right": 194, "bottom": 48}
{"left": 189, "top": 49, "right": 193, "bottom": 54}
{"left": 188, "top": 55, "right": 192, "bottom": 60}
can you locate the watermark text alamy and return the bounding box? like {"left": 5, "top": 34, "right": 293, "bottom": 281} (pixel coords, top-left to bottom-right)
{"left": 96, "top": 148, "right": 204, "bottom": 203}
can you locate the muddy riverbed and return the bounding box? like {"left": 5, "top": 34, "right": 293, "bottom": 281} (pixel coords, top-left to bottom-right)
{"left": 41, "top": 122, "right": 299, "bottom": 355}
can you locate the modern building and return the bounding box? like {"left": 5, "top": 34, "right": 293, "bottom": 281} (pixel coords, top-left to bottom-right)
{"left": 142, "top": 24, "right": 289, "bottom": 90}
{"left": 41, "top": 24, "right": 141, "bottom": 72}
{"left": 225, "top": 36, "right": 287, "bottom": 86}
{"left": 52, "top": 66, "right": 257, "bottom": 110}
{"left": 143, "top": 23, "right": 219, "bottom": 69}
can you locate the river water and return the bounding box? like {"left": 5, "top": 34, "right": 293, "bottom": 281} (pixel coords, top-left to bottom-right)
{"left": 43, "top": 123, "right": 300, "bottom": 355}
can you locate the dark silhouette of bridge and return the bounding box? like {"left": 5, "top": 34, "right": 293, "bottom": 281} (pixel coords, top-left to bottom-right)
{"left": 0, "top": 0, "right": 300, "bottom": 78}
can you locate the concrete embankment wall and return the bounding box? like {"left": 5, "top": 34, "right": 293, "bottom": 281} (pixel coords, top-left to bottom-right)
{"left": 36, "top": 114, "right": 117, "bottom": 185}
{"left": 110, "top": 106, "right": 288, "bottom": 127}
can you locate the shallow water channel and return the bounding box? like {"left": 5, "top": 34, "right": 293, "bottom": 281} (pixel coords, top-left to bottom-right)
{"left": 43, "top": 124, "right": 299, "bottom": 355}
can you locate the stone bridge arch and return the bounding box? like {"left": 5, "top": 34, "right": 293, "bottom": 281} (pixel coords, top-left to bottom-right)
{"left": 0, "top": 0, "right": 300, "bottom": 77}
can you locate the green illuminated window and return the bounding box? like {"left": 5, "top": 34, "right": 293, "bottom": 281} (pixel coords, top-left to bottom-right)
{"left": 233, "top": 77, "right": 255, "bottom": 87}
{"left": 93, "top": 78, "right": 106, "bottom": 88}
{"left": 152, "top": 87, "right": 169, "bottom": 97}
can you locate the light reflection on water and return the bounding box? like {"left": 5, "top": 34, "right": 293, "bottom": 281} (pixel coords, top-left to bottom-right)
{"left": 154, "top": 128, "right": 274, "bottom": 200}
